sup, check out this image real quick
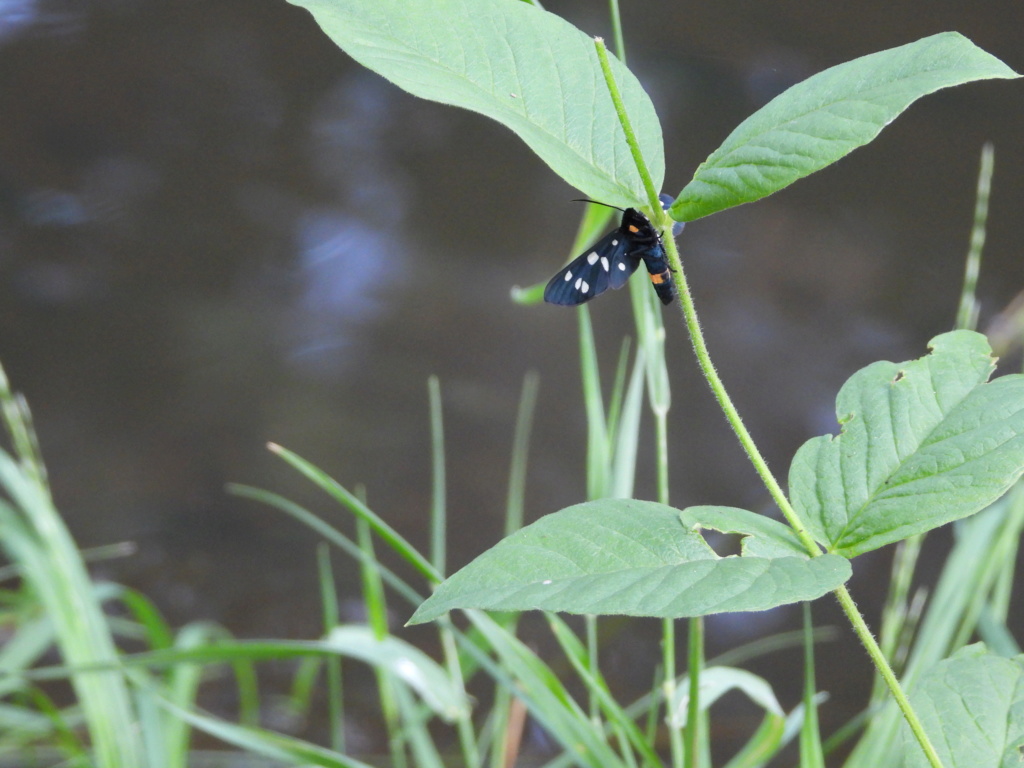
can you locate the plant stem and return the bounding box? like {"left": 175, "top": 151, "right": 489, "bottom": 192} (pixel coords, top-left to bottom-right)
{"left": 800, "top": 603, "right": 825, "bottom": 767}
{"left": 955, "top": 142, "right": 994, "bottom": 331}
{"left": 660, "top": 215, "right": 944, "bottom": 768}
{"left": 662, "top": 223, "right": 943, "bottom": 768}
{"left": 593, "top": 38, "right": 660, "bottom": 214}
{"left": 662, "top": 618, "right": 685, "bottom": 768}
{"left": 316, "top": 544, "right": 345, "bottom": 754}
{"left": 873, "top": 534, "right": 923, "bottom": 704}
{"left": 428, "top": 376, "right": 446, "bottom": 576}
{"left": 684, "top": 617, "right": 704, "bottom": 768}
{"left": 607, "top": 0, "right": 626, "bottom": 63}
{"left": 441, "top": 627, "right": 480, "bottom": 768}
{"left": 592, "top": 35, "right": 944, "bottom": 768}
{"left": 655, "top": 413, "right": 669, "bottom": 516}
{"left": 505, "top": 372, "right": 539, "bottom": 536}
{"left": 833, "top": 585, "right": 944, "bottom": 768}
{"left": 586, "top": 615, "right": 600, "bottom": 721}
{"left": 659, "top": 235, "right": 820, "bottom": 554}
{"left": 601, "top": 32, "right": 683, "bottom": 760}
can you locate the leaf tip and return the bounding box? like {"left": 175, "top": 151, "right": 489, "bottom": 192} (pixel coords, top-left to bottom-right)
{"left": 405, "top": 606, "right": 433, "bottom": 627}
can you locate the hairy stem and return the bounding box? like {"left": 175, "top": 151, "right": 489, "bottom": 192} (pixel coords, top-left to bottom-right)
{"left": 593, "top": 35, "right": 944, "bottom": 768}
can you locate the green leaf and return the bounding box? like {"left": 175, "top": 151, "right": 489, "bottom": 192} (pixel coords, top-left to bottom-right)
{"left": 322, "top": 626, "right": 470, "bottom": 721}
{"left": 722, "top": 712, "right": 786, "bottom": 768}
{"left": 671, "top": 33, "right": 1019, "bottom": 221}
{"left": 545, "top": 613, "right": 665, "bottom": 767}
{"left": 790, "top": 330, "right": 1024, "bottom": 557}
{"left": 408, "top": 500, "right": 851, "bottom": 623}
{"left": 153, "top": 691, "right": 370, "bottom": 768}
{"left": 677, "top": 505, "right": 810, "bottom": 558}
{"left": 902, "top": 644, "right": 1024, "bottom": 768}
{"left": 465, "top": 610, "right": 629, "bottom": 767}
{"left": 668, "top": 666, "right": 783, "bottom": 727}
{"left": 289, "top": 0, "right": 664, "bottom": 209}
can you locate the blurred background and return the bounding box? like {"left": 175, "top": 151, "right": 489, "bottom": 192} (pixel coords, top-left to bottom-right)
{"left": 0, "top": 0, "right": 1021, "bottom": 756}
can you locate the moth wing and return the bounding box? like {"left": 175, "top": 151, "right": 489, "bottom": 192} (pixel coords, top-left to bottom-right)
{"left": 606, "top": 236, "right": 642, "bottom": 290}
{"left": 543, "top": 231, "right": 639, "bottom": 306}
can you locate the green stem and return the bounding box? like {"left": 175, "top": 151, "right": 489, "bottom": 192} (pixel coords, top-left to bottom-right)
{"left": 662, "top": 233, "right": 820, "bottom": 554}
{"left": 592, "top": 35, "right": 944, "bottom": 768}
{"left": 601, "top": 33, "right": 684, "bottom": 762}
{"left": 607, "top": 0, "right": 626, "bottom": 63}
{"left": 661, "top": 213, "right": 944, "bottom": 768}
{"left": 316, "top": 544, "right": 345, "bottom": 754}
{"left": 955, "top": 142, "right": 994, "bottom": 331}
{"left": 505, "top": 371, "right": 539, "bottom": 536}
{"left": 800, "top": 603, "right": 825, "bottom": 767}
{"left": 586, "top": 615, "right": 600, "bottom": 721}
{"left": 662, "top": 618, "right": 685, "bottom": 768}
{"left": 655, "top": 412, "right": 669, "bottom": 510}
{"left": 834, "top": 585, "right": 943, "bottom": 768}
{"left": 428, "top": 376, "right": 446, "bottom": 576}
{"left": 593, "top": 38, "right": 660, "bottom": 213}
{"left": 684, "top": 617, "right": 704, "bottom": 768}
{"left": 441, "top": 627, "right": 480, "bottom": 768}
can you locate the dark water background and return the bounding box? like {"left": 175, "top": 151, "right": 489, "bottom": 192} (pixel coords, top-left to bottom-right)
{"left": 0, "top": 0, "right": 1022, "bottom": 759}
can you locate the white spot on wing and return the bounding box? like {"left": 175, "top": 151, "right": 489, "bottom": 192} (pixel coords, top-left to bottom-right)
{"left": 612, "top": 239, "right": 619, "bottom": 246}
{"left": 587, "top": 251, "right": 599, "bottom": 265}
{"left": 601, "top": 257, "right": 609, "bottom": 271}
{"left": 564, "top": 270, "right": 573, "bottom": 281}
{"left": 574, "top": 277, "right": 582, "bottom": 290}
{"left": 618, "top": 263, "right": 626, "bottom": 271}
{"left": 581, "top": 280, "right": 589, "bottom": 293}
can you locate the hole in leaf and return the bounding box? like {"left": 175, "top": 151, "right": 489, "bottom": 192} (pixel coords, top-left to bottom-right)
{"left": 698, "top": 529, "right": 743, "bottom": 558}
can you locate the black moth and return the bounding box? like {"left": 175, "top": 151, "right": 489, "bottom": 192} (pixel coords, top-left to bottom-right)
{"left": 543, "top": 204, "right": 678, "bottom": 307}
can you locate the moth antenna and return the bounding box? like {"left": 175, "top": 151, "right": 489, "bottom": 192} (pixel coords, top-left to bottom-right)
{"left": 569, "top": 199, "right": 625, "bottom": 213}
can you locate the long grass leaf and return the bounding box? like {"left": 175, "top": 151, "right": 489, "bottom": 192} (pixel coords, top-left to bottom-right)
{"left": 955, "top": 142, "right": 994, "bottom": 331}
{"left": 579, "top": 307, "right": 611, "bottom": 500}
{"left": 0, "top": 435, "right": 141, "bottom": 768}
{"left": 267, "top": 444, "right": 439, "bottom": 582}
{"left": 153, "top": 691, "right": 370, "bottom": 768}
{"left": 547, "top": 614, "right": 662, "bottom": 767}
{"left": 609, "top": 347, "right": 646, "bottom": 499}
{"left": 394, "top": 683, "right": 446, "bottom": 768}
{"left": 721, "top": 713, "right": 786, "bottom": 768}
{"left": 467, "top": 610, "right": 627, "bottom": 768}
{"left": 799, "top": 604, "right": 824, "bottom": 768}
{"left": 505, "top": 372, "right": 539, "bottom": 536}
{"left": 317, "top": 543, "right": 345, "bottom": 753}
{"left": 228, "top": 484, "right": 425, "bottom": 608}
{"left": 428, "top": 376, "right": 447, "bottom": 575}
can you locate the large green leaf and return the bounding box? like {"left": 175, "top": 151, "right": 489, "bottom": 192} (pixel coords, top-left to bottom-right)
{"left": 288, "top": 0, "right": 664, "bottom": 209}
{"left": 902, "top": 644, "right": 1024, "bottom": 768}
{"left": 671, "top": 33, "right": 1019, "bottom": 221}
{"left": 408, "top": 500, "right": 850, "bottom": 623}
{"left": 790, "top": 331, "right": 1024, "bottom": 557}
